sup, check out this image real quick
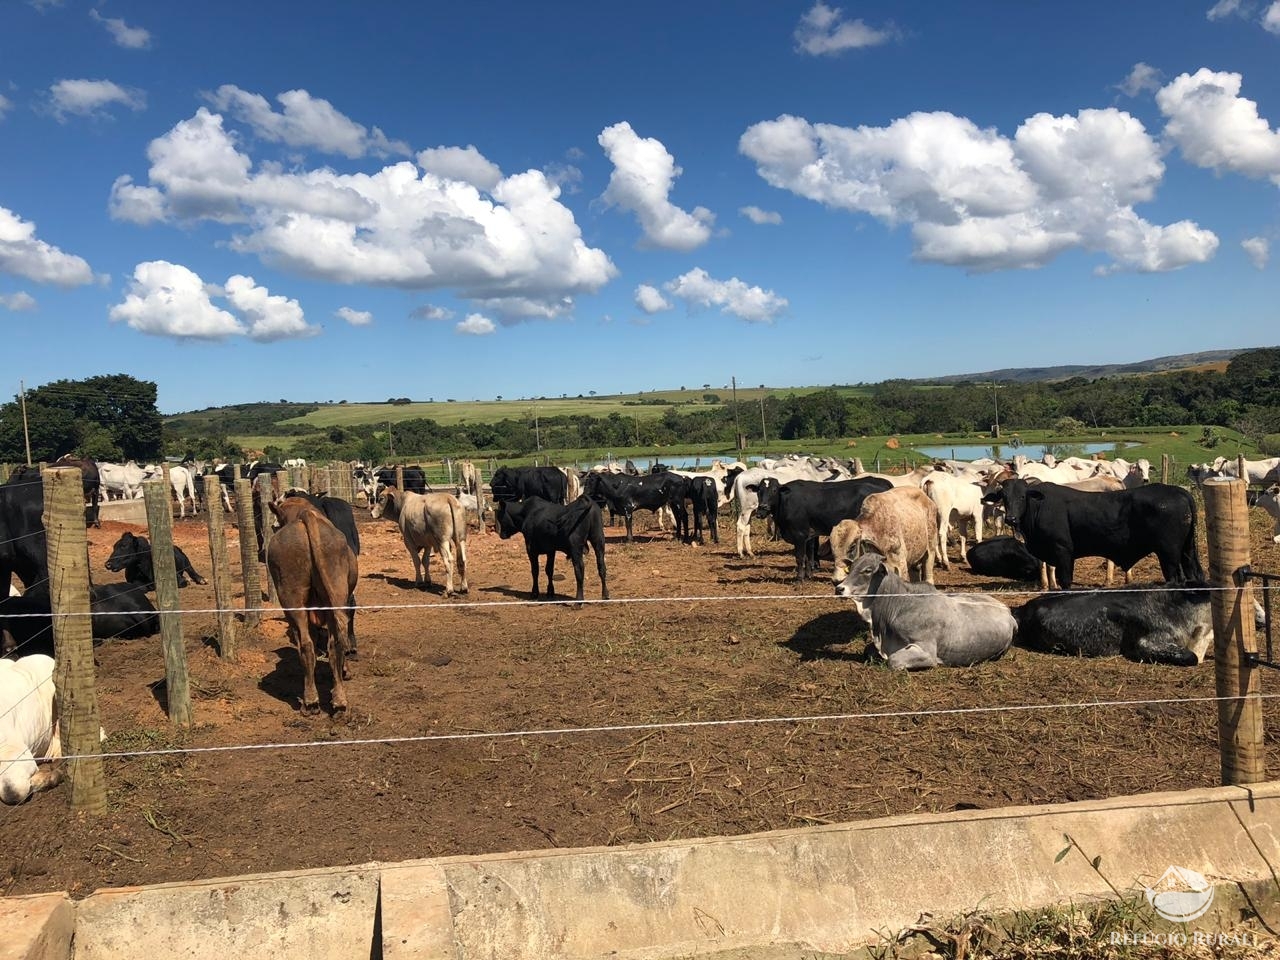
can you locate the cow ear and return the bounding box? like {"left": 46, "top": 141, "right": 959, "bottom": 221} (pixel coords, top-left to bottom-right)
{"left": 1027, "top": 488, "right": 1045, "bottom": 502}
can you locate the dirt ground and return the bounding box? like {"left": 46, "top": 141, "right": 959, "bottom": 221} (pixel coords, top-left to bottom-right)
{"left": 2, "top": 497, "right": 1277, "bottom": 898}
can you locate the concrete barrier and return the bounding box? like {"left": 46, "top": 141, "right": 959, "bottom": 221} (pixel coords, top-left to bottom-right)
{"left": 0, "top": 894, "right": 73, "bottom": 960}
{"left": 95, "top": 500, "right": 147, "bottom": 526}
{"left": 7, "top": 783, "right": 1280, "bottom": 958}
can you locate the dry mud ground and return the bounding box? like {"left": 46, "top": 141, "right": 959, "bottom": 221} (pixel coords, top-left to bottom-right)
{"left": 2, "top": 500, "right": 1278, "bottom": 897}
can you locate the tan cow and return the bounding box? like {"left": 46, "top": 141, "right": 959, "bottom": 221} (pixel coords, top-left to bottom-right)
{"left": 372, "top": 488, "right": 469, "bottom": 596}
{"left": 267, "top": 498, "right": 357, "bottom": 715}
{"left": 830, "top": 486, "right": 940, "bottom": 586}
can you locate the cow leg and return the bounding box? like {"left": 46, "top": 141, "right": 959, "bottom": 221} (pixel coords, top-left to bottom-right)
{"left": 736, "top": 512, "right": 752, "bottom": 558}
{"left": 289, "top": 610, "right": 321, "bottom": 714}
{"left": 406, "top": 539, "right": 425, "bottom": 587}
{"left": 526, "top": 548, "right": 541, "bottom": 598}
{"left": 623, "top": 509, "right": 635, "bottom": 544}
{"left": 592, "top": 536, "right": 610, "bottom": 600}
{"left": 544, "top": 553, "right": 557, "bottom": 598}
{"left": 1129, "top": 631, "right": 1199, "bottom": 667}
{"left": 1052, "top": 551, "right": 1074, "bottom": 590}
{"left": 439, "top": 541, "right": 456, "bottom": 597}
{"left": 885, "top": 643, "right": 940, "bottom": 671}
{"left": 571, "top": 549, "right": 586, "bottom": 603}
{"left": 937, "top": 517, "right": 953, "bottom": 570}
{"left": 325, "top": 610, "right": 349, "bottom": 713}
{"left": 455, "top": 537, "right": 469, "bottom": 594}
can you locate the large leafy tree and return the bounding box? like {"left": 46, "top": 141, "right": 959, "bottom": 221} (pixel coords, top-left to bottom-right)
{"left": 0, "top": 374, "right": 162, "bottom": 462}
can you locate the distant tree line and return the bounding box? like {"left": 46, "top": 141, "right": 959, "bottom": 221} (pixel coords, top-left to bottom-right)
{"left": 3, "top": 349, "right": 1277, "bottom": 465}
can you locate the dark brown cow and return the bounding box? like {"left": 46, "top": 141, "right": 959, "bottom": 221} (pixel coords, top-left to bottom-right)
{"left": 266, "top": 498, "right": 357, "bottom": 715}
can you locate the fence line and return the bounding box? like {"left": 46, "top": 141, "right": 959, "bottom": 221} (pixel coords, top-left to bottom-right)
{"left": 0, "top": 581, "right": 1269, "bottom": 620}
{"left": 5, "top": 691, "right": 1276, "bottom": 769}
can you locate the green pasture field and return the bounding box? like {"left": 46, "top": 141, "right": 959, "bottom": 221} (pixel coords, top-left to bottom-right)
{"left": 274, "top": 385, "right": 875, "bottom": 429}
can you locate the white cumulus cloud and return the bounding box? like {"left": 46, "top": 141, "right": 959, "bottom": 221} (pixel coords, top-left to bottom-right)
{"left": 112, "top": 108, "right": 618, "bottom": 321}
{"left": 1157, "top": 69, "right": 1280, "bottom": 183}
{"left": 0, "top": 205, "right": 95, "bottom": 286}
{"left": 0, "top": 94, "right": 11, "bottom": 120}
{"left": 417, "top": 145, "right": 503, "bottom": 190}
{"left": 336, "top": 306, "right": 373, "bottom": 326}
{"left": 634, "top": 283, "right": 672, "bottom": 314}
{"left": 110, "top": 261, "right": 318, "bottom": 341}
{"left": 740, "top": 205, "right": 783, "bottom": 225}
{"left": 598, "top": 121, "right": 714, "bottom": 251}
{"left": 108, "top": 175, "right": 168, "bottom": 224}
{"left": 205, "top": 85, "right": 409, "bottom": 159}
{"left": 740, "top": 106, "right": 1218, "bottom": 273}
{"left": 664, "top": 268, "right": 788, "bottom": 324}
{"left": 1118, "top": 62, "right": 1164, "bottom": 97}
{"left": 1243, "top": 236, "right": 1270, "bottom": 268}
{"left": 794, "top": 2, "right": 896, "bottom": 55}
{"left": 89, "top": 9, "right": 151, "bottom": 48}
{"left": 456, "top": 313, "right": 495, "bottom": 335}
{"left": 0, "top": 291, "right": 37, "bottom": 311}
{"left": 49, "top": 79, "right": 145, "bottom": 121}
{"left": 1265, "top": 1, "right": 1280, "bottom": 32}
{"left": 224, "top": 274, "right": 318, "bottom": 341}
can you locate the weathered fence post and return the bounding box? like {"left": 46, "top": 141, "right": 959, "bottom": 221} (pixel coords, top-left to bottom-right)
{"left": 258, "top": 474, "right": 279, "bottom": 604}
{"left": 1161, "top": 453, "right": 1170, "bottom": 485}
{"left": 1238, "top": 454, "right": 1248, "bottom": 485}
{"left": 202, "top": 474, "right": 237, "bottom": 659}
{"left": 144, "top": 478, "right": 191, "bottom": 726}
{"left": 234, "top": 478, "right": 262, "bottom": 629}
{"left": 43, "top": 466, "right": 106, "bottom": 813}
{"left": 395, "top": 464, "right": 405, "bottom": 491}
{"left": 1203, "top": 477, "right": 1266, "bottom": 786}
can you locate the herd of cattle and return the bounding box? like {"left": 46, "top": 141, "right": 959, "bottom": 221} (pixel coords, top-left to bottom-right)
{"left": 0, "top": 447, "right": 1274, "bottom": 804}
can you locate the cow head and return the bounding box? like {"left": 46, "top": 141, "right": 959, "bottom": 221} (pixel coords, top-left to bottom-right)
{"left": 0, "top": 737, "right": 39, "bottom": 805}
{"left": 493, "top": 500, "right": 525, "bottom": 540}
{"left": 371, "top": 487, "right": 400, "bottom": 521}
{"left": 987, "top": 478, "right": 1038, "bottom": 533}
{"left": 722, "top": 466, "right": 744, "bottom": 497}
{"left": 834, "top": 553, "right": 887, "bottom": 600}
{"left": 751, "top": 477, "right": 782, "bottom": 518}
{"left": 104, "top": 532, "right": 147, "bottom": 572}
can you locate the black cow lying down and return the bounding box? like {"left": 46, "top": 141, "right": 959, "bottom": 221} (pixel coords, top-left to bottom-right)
{"left": 105, "top": 531, "right": 207, "bottom": 590}
{"left": 1011, "top": 583, "right": 1245, "bottom": 666}
{"left": 495, "top": 495, "right": 608, "bottom": 603}
{"left": 1, "top": 582, "right": 159, "bottom": 658}
{"left": 966, "top": 536, "right": 1040, "bottom": 582}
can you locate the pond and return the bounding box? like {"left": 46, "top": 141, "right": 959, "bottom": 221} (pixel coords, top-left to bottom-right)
{"left": 911, "top": 441, "right": 1138, "bottom": 461}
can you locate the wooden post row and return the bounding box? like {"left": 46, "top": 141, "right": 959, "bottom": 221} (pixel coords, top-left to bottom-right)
{"left": 234, "top": 478, "right": 262, "bottom": 629}
{"left": 42, "top": 466, "right": 106, "bottom": 813}
{"left": 1203, "top": 477, "right": 1266, "bottom": 786}
{"left": 202, "top": 473, "right": 237, "bottom": 660}
{"left": 143, "top": 479, "right": 192, "bottom": 726}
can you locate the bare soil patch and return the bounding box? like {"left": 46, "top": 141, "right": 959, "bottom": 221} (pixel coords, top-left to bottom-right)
{"left": 2, "top": 502, "right": 1277, "bottom": 898}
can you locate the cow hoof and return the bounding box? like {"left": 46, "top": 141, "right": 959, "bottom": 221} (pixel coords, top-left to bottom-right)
{"left": 332, "top": 703, "right": 348, "bottom": 716}
{"left": 301, "top": 702, "right": 321, "bottom": 716}
{"left": 347, "top": 647, "right": 359, "bottom": 661}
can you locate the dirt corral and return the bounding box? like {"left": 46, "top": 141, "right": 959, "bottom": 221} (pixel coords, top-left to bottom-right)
{"left": 2, "top": 498, "right": 1278, "bottom": 898}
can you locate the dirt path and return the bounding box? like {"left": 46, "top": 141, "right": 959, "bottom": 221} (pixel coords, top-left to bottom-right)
{"left": 2, "top": 503, "right": 1276, "bottom": 898}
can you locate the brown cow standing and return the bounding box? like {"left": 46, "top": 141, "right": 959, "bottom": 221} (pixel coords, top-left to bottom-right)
{"left": 267, "top": 498, "right": 357, "bottom": 715}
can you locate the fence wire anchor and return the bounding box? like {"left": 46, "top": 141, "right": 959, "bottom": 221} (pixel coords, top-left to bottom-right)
{"left": 1238, "top": 565, "right": 1278, "bottom": 671}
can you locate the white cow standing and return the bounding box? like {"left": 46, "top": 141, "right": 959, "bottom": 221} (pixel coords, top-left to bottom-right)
{"left": 168, "top": 465, "right": 199, "bottom": 518}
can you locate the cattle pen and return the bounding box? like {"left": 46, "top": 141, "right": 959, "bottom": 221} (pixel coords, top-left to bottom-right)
{"left": 1, "top": 465, "right": 1278, "bottom": 957}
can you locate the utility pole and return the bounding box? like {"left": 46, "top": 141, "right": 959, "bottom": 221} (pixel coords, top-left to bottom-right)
{"left": 759, "top": 396, "right": 767, "bottom": 446}
{"left": 20, "top": 380, "right": 31, "bottom": 466}
{"left": 732, "top": 376, "right": 742, "bottom": 450}
{"left": 992, "top": 384, "right": 1002, "bottom": 438}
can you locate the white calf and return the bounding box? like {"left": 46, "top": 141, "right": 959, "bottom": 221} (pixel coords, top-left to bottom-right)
{"left": 920, "top": 471, "right": 987, "bottom": 567}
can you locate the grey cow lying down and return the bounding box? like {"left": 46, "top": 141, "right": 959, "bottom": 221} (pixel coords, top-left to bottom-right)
{"left": 835, "top": 554, "right": 1016, "bottom": 670}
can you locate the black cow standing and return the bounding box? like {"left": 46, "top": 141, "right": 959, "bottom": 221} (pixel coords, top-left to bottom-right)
{"left": 751, "top": 476, "right": 894, "bottom": 581}
{"left": 582, "top": 471, "right": 682, "bottom": 543}
{"left": 104, "top": 531, "right": 207, "bottom": 590}
{"left": 495, "top": 495, "right": 608, "bottom": 603}
{"left": 983, "top": 478, "right": 1203, "bottom": 590}
{"left": 489, "top": 466, "right": 568, "bottom": 504}
{"left": 0, "top": 477, "right": 47, "bottom": 593}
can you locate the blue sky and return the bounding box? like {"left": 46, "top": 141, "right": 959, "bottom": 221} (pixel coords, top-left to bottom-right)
{"left": 0, "top": 1, "right": 1277, "bottom": 414}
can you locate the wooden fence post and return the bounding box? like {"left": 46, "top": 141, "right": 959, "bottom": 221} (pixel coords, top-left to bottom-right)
{"left": 43, "top": 466, "right": 106, "bottom": 813}
{"left": 1161, "top": 453, "right": 1170, "bottom": 485}
{"left": 259, "top": 474, "right": 279, "bottom": 604}
{"left": 1238, "top": 454, "right": 1248, "bottom": 485}
{"left": 144, "top": 478, "right": 191, "bottom": 726}
{"left": 1203, "top": 477, "right": 1266, "bottom": 785}
{"left": 202, "top": 474, "right": 237, "bottom": 660}
{"left": 395, "top": 464, "right": 405, "bottom": 491}
{"left": 234, "top": 478, "right": 262, "bottom": 629}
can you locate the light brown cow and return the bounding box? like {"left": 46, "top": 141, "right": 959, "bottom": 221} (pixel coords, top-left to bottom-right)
{"left": 372, "top": 488, "right": 469, "bottom": 596}
{"left": 267, "top": 498, "right": 357, "bottom": 715}
{"left": 829, "top": 486, "right": 940, "bottom": 586}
